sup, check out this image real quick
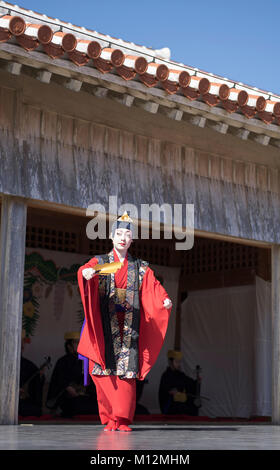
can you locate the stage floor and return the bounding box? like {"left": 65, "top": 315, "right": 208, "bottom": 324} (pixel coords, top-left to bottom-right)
{"left": 0, "top": 423, "right": 280, "bottom": 450}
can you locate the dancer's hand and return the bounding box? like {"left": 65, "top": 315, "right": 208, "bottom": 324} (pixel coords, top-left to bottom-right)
{"left": 163, "top": 298, "right": 172, "bottom": 309}
{"left": 82, "top": 268, "right": 96, "bottom": 280}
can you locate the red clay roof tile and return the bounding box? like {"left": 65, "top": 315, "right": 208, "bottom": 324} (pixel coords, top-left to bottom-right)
{"left": 0, "top": 8, "right": 279, "bottom": 130}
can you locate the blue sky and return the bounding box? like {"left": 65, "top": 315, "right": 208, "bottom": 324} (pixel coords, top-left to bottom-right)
{"left": 7, "top": 0, "right": 280, "bottom": 96}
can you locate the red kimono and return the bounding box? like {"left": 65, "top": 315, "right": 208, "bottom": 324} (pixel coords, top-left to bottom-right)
{"left": 77, "top": 248, "right": 171, "bottom": 426}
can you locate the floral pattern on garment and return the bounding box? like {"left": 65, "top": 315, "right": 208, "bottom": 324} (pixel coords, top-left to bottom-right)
{"left": 92, "top": 250, "right": 148, "bottom": 379}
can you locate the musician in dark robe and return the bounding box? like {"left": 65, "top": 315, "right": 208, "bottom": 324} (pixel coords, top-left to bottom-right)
{"left": 46, "top": 332, "right": 98, "bottom": 418}
{"left": 19, "top": 330, "right": 45, "bottom": 417}
{"left": 158, "top": 350, "right": 200, "bottom": 416}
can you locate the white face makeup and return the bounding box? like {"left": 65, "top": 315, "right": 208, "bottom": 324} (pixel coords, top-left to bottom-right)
{"left": 111, "top": 228, "right": 133, "bottom": 252}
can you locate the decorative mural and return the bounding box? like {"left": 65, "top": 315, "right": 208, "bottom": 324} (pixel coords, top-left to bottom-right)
{"left": 23, "top": 251, "right": 85, "bottom": 339}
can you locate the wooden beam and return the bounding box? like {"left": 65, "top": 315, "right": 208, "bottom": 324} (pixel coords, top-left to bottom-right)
{"left": 253, "top": 134, "right": 270, "bottom": 146}
{"left": 64, "top": 78, "right": 82, "bottom": 92}
{"left": 92, "top": 86, "right": 109, "bottom": 99}
{"left": 190, "top": 115, "right": 206, "bottom": 128}
{"left": 256, "top": 247, "right": 271, "bottom": 282}
{"left": 271, "top": 245, "right": 280, "bottom": 424}
{"left": 0, "top": 195, "right": 27, "bottom": 424}
{"left": 36, "top": 70, "right": 52, "bottom": 84}
{"left": 236, "top": 128, "right": 250, "bottom": 140}
{"left": 140, "top": 101, "right": 159, "bottom": 114}
{"left": 0, "top": 41, "right": 279, "bottom": 140}
{"left": 5, "top": 61, "right": 22, "bottom": 75}
{"left": 9, "top": 197, "right": 270, "bottom": 249}
{"left": 208, "top": 121, "right": 229, "bottom": 134}
{"left": 113, "top": 93, "right": 135, "bottom": 107}
{"left": 165, "top": 108, "right": 183, "bottom": 121}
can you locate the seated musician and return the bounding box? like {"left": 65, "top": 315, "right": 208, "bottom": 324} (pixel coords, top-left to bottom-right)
{"left": 46, "top": 332, "right": 98, "bottom": 418}
{"left": 158, "top": 350, "right": 200, "bottom": 416}
{"left": 19, "top": 329, "right": 45, "bottom": 417}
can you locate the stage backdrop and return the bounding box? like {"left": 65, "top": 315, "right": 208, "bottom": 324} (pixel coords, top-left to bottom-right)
{"left": 181, "top": 276, "right": 272, "bottom": 418}
{"left": 22, "top": 248, "right": 179, "bottom": 414}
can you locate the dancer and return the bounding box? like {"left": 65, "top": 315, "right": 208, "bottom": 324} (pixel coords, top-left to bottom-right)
{"left": 77, "top": 212, "right": 172, "bottom": 431}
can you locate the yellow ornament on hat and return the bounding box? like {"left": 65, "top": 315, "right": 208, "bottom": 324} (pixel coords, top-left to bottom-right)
{"left": 118, "top": 211, "right": 133, "bottom": 222}
{"left": 111, "top": 211, "right": 135, "bottom": 237}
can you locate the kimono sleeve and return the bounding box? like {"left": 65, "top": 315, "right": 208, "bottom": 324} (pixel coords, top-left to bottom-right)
{"left": 77, "top": 258, "right": 98, "bottom": 299}
{"left": 138, "top": 266, "right": 172, "bottom": 380}
{"left": 77, "top": 257, "right": 106, "bottom": 382}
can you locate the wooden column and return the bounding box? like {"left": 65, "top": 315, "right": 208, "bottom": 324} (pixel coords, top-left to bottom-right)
{"left": 0, "top": 195, "right": 27, "bottom": 424}
{"left": 271, "top": 245, "right": 280, "bottom": 424}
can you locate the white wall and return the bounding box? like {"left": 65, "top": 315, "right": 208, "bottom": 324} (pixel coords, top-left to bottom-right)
{"left": 180, "top": 277, "right": 272, "bottom": 418}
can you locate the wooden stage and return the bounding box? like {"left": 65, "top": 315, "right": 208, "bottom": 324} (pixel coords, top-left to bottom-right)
{"left": 1, "top": 422, "right": 280, "bottom": 451}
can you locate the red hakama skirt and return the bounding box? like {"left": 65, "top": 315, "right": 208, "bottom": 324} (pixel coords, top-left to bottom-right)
{"left": 90, "top": 249, "right": 136, "bottom": 425}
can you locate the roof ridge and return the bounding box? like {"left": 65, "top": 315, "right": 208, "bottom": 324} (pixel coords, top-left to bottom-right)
{"left": 0, "top": 0, "right": 171, "bottom": 60}
{"left": 0, "top": 0, "right": 279, "bottom": 101}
